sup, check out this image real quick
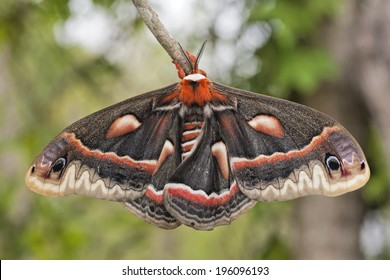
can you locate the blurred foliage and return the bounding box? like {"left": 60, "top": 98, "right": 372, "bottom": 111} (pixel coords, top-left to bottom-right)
{"left": 244, "top": 0, "right": 339, "bottom": 97}
{"left": 0, "top": 0, "right": 388, "bottom": 260}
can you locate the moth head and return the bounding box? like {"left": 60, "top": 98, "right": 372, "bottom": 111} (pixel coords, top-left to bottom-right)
{"left": 175, "top": 41, "right": 208, "bottom": 79}
{"left": 25, "top": 134, "right": 70, "bottom": 197}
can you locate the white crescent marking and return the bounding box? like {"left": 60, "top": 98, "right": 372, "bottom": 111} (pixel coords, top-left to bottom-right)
{"left": 26, "top": 163, "right": 145, "bottom": 201}
{"left": 183, "top": 73, "right": 206, "bottom": 81}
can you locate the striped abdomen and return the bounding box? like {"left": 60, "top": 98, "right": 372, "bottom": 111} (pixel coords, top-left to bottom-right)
{"left": 181, "top": 114, "right": 204, "bottom": 161}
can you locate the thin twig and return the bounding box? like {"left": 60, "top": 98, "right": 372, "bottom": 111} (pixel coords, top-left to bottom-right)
{"left": 132, "top": 0, "right": 192, "bottom": 75}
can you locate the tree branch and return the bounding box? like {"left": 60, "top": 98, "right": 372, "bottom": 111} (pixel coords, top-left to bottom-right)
{"left": 132, "top": 0, "right": 192, "bottom": 75}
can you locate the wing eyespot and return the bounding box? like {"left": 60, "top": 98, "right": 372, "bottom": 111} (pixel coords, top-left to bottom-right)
{"left": 51, "top": 157, "right": 67, "bottom": 173}
{"left": 325, "top": 154, "right": 341, "bottom": 171}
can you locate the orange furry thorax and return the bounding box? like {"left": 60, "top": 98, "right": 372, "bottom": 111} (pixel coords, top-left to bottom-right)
{"left": 179, "top": 78, "right": 212, "bottom": 107}
{"left": 166, "top": 50, "right": 228, "bottom": 107}
{"left": 161, "top": 79, "right": 228, "bottom": 107}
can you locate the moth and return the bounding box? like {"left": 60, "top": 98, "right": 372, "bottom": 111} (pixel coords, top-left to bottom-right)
{"left": 25, "top": 44, "right": 370, "bottom": 230}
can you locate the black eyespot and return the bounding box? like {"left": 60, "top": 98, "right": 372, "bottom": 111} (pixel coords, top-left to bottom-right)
{"left": 31, "top": 165, "right": 36, "bottom": 174}
{"left": 325, "top": 154, "right": 340, "bottom": 171}
{"left": 52, "top": 157, "right": 66, "bottom": 173}
{"left": 361, "top": 161, "right": 366, "bottom": 170}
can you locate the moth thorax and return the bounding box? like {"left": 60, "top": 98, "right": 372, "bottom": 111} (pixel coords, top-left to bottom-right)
{"left": 181, "top": 113, "right": 204, "bottom": 161}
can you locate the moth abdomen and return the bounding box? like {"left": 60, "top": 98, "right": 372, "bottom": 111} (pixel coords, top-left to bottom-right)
{"left": 180, "top": 111, "right": 204, "bottom": 161}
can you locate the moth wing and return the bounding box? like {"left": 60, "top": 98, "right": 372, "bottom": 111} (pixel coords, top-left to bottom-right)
{"left": 26, "top": 84, "right": 176, "bottom": 209}
{"left": 162, "top": 114, "right": 255, "bottom": 230}
{"left": 212, "top": 83, "right": 370, "bottom": 202}
{"left": 122, "top": 114, "right": 184, "bottom": 230}
{"left": 25, "top": 84, "right": 185, "bottom": 229}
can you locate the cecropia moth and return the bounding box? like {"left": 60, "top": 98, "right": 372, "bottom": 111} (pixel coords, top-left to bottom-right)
{"left": 25, "top": 46, "right": 370, "bottom": 230}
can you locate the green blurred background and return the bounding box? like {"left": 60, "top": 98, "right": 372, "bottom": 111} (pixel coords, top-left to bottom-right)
{"left": 1, "top": 0, "right": 389, "bottom": 259}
